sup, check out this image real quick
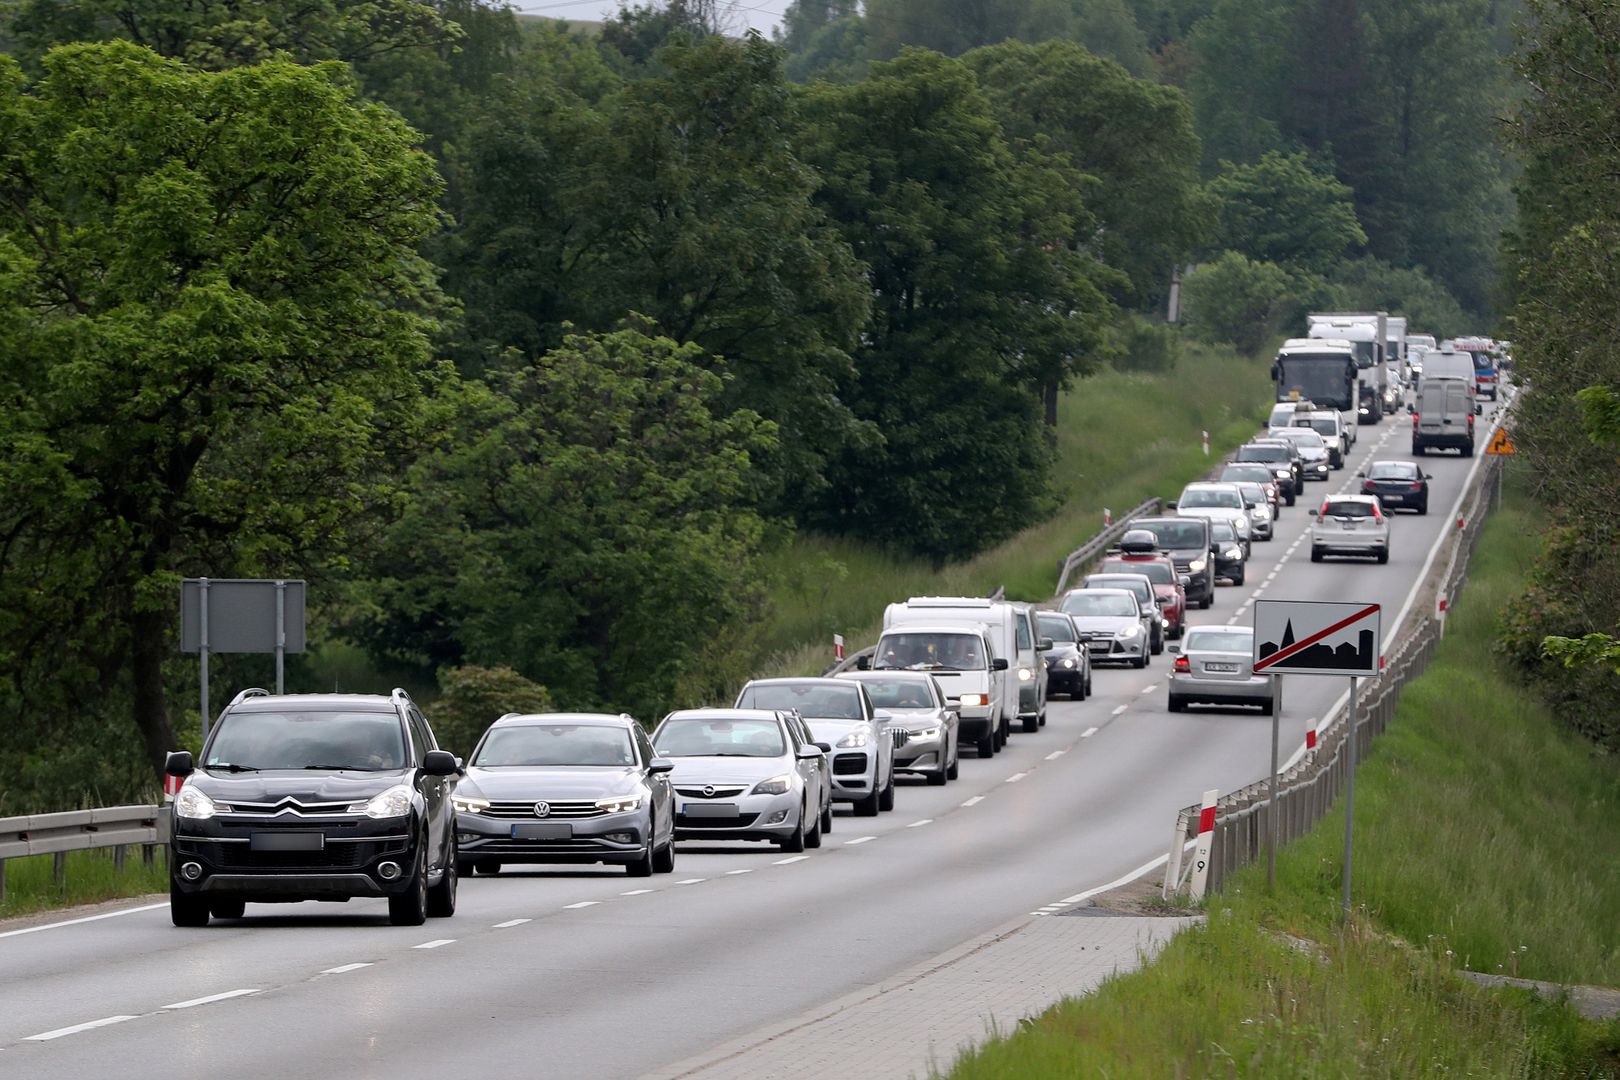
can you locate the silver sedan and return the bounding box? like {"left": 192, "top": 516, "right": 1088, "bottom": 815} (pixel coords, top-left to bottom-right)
{"left": 835, "top": 671, "right": 959, "bottom": 785}
{"left": 1167, "top": 626, "right": 1279, "bottom": 715}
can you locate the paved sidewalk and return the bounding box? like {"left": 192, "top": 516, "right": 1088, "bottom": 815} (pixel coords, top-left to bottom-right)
{"left": 642, "top": 908, "right": 1201, "bottom": 1080}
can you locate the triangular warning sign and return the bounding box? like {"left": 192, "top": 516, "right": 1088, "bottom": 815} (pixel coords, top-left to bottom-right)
{"left": 1486, "top": 428, "right": 1516, "bottom": 455}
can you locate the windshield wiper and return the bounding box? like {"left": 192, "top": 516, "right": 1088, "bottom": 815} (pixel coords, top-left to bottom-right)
{"left": 207, "top": 763, "right": 260, "bottom": 773}
{"left": 300, "top": 764, "right": 375, "bottom": 771}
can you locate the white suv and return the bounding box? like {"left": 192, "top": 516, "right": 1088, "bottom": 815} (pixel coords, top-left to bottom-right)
{"left": 1172, "top": 482, "right": 1252, "bottom": 555}
{"left": 1309, "top": 494, "right": 1390, "bottom": 564}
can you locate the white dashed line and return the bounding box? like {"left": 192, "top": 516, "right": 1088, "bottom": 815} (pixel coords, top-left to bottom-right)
{"left": 1005, "top": 772, "right": 1028, "bottom": 783}
{"left": 845, "top": 835, "right": 877, "bottom": 845}
{"left": 562, "top": 901, "right": 600, "bottom": 910}
{"left": 1111, "top": 705, "right": 1129, "bottom": 716}
{"left": 26, "top": 1016, "right": 137, "bottom": 1041}
{"left": 1081, "top": 726, "right": 1099, "bottom": 737}
{"left": 961, "top": 796, "right": 985, "bottom": 807}
{"left": 1030, "top": 911, "right": 1050, "bottom": 916}
{"left": 773, "top": 855, "right": 810, "bottom": 865}
{"left": 1140, "top": 684, "right": 1157, "bottom": 695}
{"left": 1044, "top": 750, "right": 1066, "bottom": 760}
{"left": 413, "top": 939, "right": 456, "bottom": 949}
{"left": 724, "top": 868, "right": 754, "bottom": 876}
{"left": 163, "top": 989, "right": 261, "bottom": 1010}
{"left": 321, "top": 962, "right": 373, "bottom": 974}
{"left": 907, "top": 818, "right": 933, "bottom": 828}
{"left": 1058, "top": 892, "right": 1089, "bottom": 904}
{"left": 620, "top": 890, "right": 652, "bottom": 897}
{"left": 677, "top": 878, "right": 706, "bottom": 885}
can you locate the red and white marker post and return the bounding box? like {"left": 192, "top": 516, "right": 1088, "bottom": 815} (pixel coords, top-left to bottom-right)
{"left": 163, "top": 773, "right": 185, "bottom": 802}
{"left": 1188, "top": 788, "right": 1219, "bottom": 899}
{"left": 1103, "top": 507, "right": 1112, "bottom": 528}
{"left": 1305, "top": 726, "right": 1318, "bottom": 754}
{"left": 1202, "top": 430, "right": 1210, "bottom": 457}
{"left": 833, "top": 634, "right": 845, "bottom": 663}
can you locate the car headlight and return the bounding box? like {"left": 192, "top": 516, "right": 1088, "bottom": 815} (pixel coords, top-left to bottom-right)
{"left": 595, "top": 794, "right": 643, "bottom": 814}
{"left": 836, "top": 729, "right": 870, "bottom": 748}
{"left": 175, "top": 786, "right": 227, "bottom": 820}
{"left": 348, "top": 784, "right": 413, "bottom": 819}
{"left": 957, "top": 694, "right": 988, "bottom": 708}
{"left": 911, "top": 726, "right": 941, "bottom": 740}
{"left": 1017, "top": 666, "right": 1033, "bottom": 682}
{"left": 1234, "top": 515, "right": 1248, "bottom": 530}
{"left": 1225, "top": 545, "right": 1242, "bottom": 559}
{"left": 1117, "top": 625, "right": 1142, "bottom": 638}
{"left": 1060, "top": 657, "right": 1077, "bottom": 669}
{"left": 1188, "top": 558, "right": 1207, "bottom": 573}
{"left": 751, "top": 774, "right": 792, "bottom": 796}
{"left": 452, "top": 795, "right": 490, "bottom": 815}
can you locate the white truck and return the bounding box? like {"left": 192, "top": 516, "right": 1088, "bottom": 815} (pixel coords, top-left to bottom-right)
{"left": 867, "top": 620, "right": 1006, "bottom": 758}
{"left": 880, "top": 597, "right": 1048, "bottom": 739}
{"left": 1384, "top": 315, "right": 1409, "bottom": 408}
{"left": 1307, "top": 312, "right": 1388, "bottom": 424}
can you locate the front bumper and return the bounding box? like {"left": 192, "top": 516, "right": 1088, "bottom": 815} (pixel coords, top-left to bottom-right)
{"left": 895, "top": 732, "right": 947, "bottom": 775}
{"left": 170, "top": 815, "right": 419, "bottom": 901}
{"left": 954, "top": 705, "right": 995, "bottom": 741}
{"left": 1301, "top": 459, "right": 1331, "bottom": 481}
{"left": 456, "top": 808, "right": 647, "bottom": 865}
{"left": 1078, "top": 633, "right": 1147, "bottom": 663}
{"left": 671, "top": 790, "right": 800, "bottom": 841}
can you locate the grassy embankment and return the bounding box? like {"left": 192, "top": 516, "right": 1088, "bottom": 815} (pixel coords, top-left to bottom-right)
{"left": 940, "top": 472, "right": 1620, "bottom": 1078}
{"left": 0, "top": 850, "right": 169, "bottom": 921}
{"left": 754, "top": 342, "right": 1270, "bottom": 679}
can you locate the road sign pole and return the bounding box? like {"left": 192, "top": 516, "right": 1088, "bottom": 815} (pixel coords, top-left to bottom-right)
{"left": 1341, "top": 674, "right": 1358, "bottom": 924}
{"left": 1267, "top": 675, "right": 1280, "bottom": 892}
{"left": 275, "top": 579, "right": 286, "bottom": 695}
{"left": 198, "top": 577, "right": 210, "bottom": 747}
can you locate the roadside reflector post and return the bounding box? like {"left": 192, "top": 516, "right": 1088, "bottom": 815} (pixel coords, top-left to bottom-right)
{"left": 1342, "top": 675, "right": 1359, "bottom": 925}
{"left": 1163, "top": 808, "right": 1189, "bottom": 898}
{"left": 1306, "top": 726, "right": 1318, "bottom": 753}
{"left": 833, "top": 634, "right": 845, "bottom": 662}
{"left": 1188, "top": 789, "right": 1219, "bottom": 900}
{"left": 1104, "top": 507, "right": 1112, "bottom": 527}
{"left": 1202, "top": 430, "right": 1210, "bottom": 457}
{"left": 1267, "top": 675, "right": 1280, "bottom": 892}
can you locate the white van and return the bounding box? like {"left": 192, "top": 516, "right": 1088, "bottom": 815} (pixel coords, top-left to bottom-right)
{"left": 868, "top": 622, "right": 1005, "bottom": 757}
{"left": 882, "top": 597, "right": 1049, "bottom": 739}
{"left": 1411, "top": 376, "right": 1480, "bottom": 456}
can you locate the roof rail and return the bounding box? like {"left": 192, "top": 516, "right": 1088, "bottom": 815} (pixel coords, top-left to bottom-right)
{"left": 389, "top": 687, "right": 413, "bottom": 706}
{"left": 228, "top": 687, "right": 270, "bottom": 707}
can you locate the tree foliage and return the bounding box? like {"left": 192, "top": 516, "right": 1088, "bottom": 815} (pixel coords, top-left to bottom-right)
{"left": 1204, "top": 151, "right": 1366, "bottom": 274}
{"left": 1181, "top": 251, "right": 1329, "bottom": 354}
{"left": 424, "top": 666, "right": 554, "bottom": 759}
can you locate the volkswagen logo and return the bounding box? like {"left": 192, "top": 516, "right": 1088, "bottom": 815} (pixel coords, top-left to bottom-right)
{"left": 701, "top": 785, "right": 716, "bottom": 797}
{"left": 533, "top": 801, "right": 551, "bottom": 818}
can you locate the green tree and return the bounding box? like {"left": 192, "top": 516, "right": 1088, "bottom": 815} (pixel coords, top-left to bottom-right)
{"left": 776, "top": 0, "right": 868, "bottom": 83}
{"left": 1204, "top": 150, "right": 1366, "bottom": 274}
{"left": 1325, "top": 256, "right": 1468, "bottom": 338}
{"left": 425, "top": 666, "right": 554, "bottom": 759}
{"left": 0, "top": 43, "right": 445, "bottom": 780}
{"left": 355, "top": 327, "right": 775, "bottom": 720}
{"left": 863, "top": 0, "right": 1076, "bottom": 59}
{"left": 1182, "top": 251, "right": 1330, "bottom": 353}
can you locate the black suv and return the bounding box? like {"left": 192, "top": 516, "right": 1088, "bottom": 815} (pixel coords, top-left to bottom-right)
{"left": 1126, "top": 517, "right": 1216, "bottom": 609}
{"left": 165, "top": 689, "right": 460, "bottom": 927}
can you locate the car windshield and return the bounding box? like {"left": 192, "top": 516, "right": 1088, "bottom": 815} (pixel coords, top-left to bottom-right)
{"left": 1086, "top": 578, "right": 1152, "bottom": 605}
{"left": 1211, "top": 521, "right": 1238, "bottom": 542}
{"left": 1237, "top": 483, "right": 1267, "bottom": 504}
{"left": 1179, "top": 488, "right": 1241, "bottom": 508}
{"left": 1322, "top": 500, "right": 1377, "bottom": 518}
{"left": 852, "top": 679, "right": 935, "bottom": 709}
{"left": 875, "top": 632, "right": 986, "bottom": 671}
{"left": 1299, "top": 417, "right": 1336, "bottom": 436}
{"left": 473, "top": 724, "right": 634, "bottom": 767}
{"left": 1062, "top": 593, "right": 1137, "bottom": 618}
{"left": 1286, "top": 430, "right": 1327, "bottom": 449}
{"left": 1237, "top": 446, "right": 1289, "bottom": 463}
{"left": 654, "top": 717, "right": 785, "bottom": 758}
{"left": 205, "top": 710, "right": 406, "bottom": 772}
{"left": 1102, "top": 559, "right": 1173, "bottom": 585}
{"left": 1135, "top": 520, "right": 1207, "bottom": 548}
{"left": 1036, "top": 614, "right": 1076, "bottom": 642}
{"left": 1185, "top": 628, "right": 1254, "bottom": 653}
{"left": 1221, "top": 465, "right": 1273, "bottom": 486}
{"left": 737, "top": 683, "right": 863, "bottom": 720}
{"left": 1367, "top": 462, "right": 1419, "bottom": 480}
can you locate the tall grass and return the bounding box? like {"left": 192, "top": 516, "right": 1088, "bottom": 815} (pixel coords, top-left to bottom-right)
{"left": 940, "top": 470, "right": 1620, "bottom": 1078}
{"left": 0, "top": 848, "right": 169, "bottom": 921}
{"left": 752, "top": 343, "right": 1271, "bottom": 680}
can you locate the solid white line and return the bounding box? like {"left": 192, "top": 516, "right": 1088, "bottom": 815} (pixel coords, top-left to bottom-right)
{"left": 773, "top": 855, "right": 810, "bottom": 865}
{"left": 562, "top": 901, "right": 600, "bottom": 910}
{"left": 1044, "top": 750, "right": 1066, "bottom": 760}
{"left": 961, "top": 795, "right": 985, "bottom": 807}
{"left": 413, "top": 939, "right": 456, "bottom": 949}
{"left": 1081, "top": 726, "right": 1099, "bottom": 738}
{"left": 26, "top": 1015, "right": 138, "bottom": 1041}
{"left": 677, "top": 878, "right": 706, "bottom": 885}
{"left": 619, "top": 890, "right": 652, "bottom": 897}
{"left": 321, "top": 962, "right": 373, "bottom": 974}
{"left": 0, "top": 902, "right": 166, "bottom": 940}
{"left": 906, "top": 818, "right": 933, "bottom": 828}
{"left": 1111, "top": 705, "right": 1128, "bottom": 716}
{"left": 1005, "top": 772, "right": 1028, "bottom": 783}
{"left": 163, "top": 988, "right": 260, "bottom": 1010}
{"left": 845, "top": 835, "right": 876, "bottom": 845}
{"left": 493, "top": 918, "right": 532, "bottom": 927}
{"left": 724, "top": 869, "right": 753, "bottom": 876}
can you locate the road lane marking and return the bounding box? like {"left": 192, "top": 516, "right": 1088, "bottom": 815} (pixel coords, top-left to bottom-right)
{"left": 1140, "top": 684, "right": 1157, "bottom": 695}
{"left": 562, "top": 901, "right": 600, "bottom": 910}
{"left": 163, "top": 989, "right": 261, "bottom": 1010}
{"left": 321, "top": 963, "right": 373, "bottom": 974}
{"left": 773, "top": 855, "right": 810, "bottom": 865}
{"left": 724, "top": 869, "right": 753, "bottom": 876}
{"left": 27, "top": 1016, "right": 138, "bottom": 1041}
{"left": 1081, "top": 726, "right": 1099, "bottom": 737}
{"left": 1111, "top": 705, "right": 1128, "bottom": 716}
{"left": 961, "top": 796, "right": 985, "bottom": 807}
{"left": 413, "top": 939, "right": 456, "bottom": 949}
{"left": 619, "top": 890, "right": 653, "bottom": 897}
{"left": 845, "top": 835, "right": 877, "bottom": 845}
{"left": 1044, "top": 750, "right": 1066, "bottom": 760}
{"left": 0, "top": 902, "right": 166, "bottom": 940}
{"left": 677, "top": 878, "right": 707, "bottom": 885}
{"left": 493, "top": 918, "right": 532, "bottom": 927}
{"left": 907, "top": 819, "right": 933, "bottom": 828}
{"left": 1005, "top": 772, "right": 1028, "bottom": 783}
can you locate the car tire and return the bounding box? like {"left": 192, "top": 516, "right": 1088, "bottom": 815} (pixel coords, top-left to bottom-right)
{"left": 1310, "top": 547, "right": 1324, "bottom": 563}
{"left": 976, "top": 732, "right": 995, "bottom": 757}
{"left": 1418, "top": 498, "right": 1428, "bottom": 516}
{"left": 1085, "top": 671, "right": 1094, "bottom": 697}
{"left": 946, "top": 744, "right": 960, "bottom": 780}
{"left": 456, "top": 859, "right": 475, "bottom": 879}
{"left": 878, "top": 771, "right": 896, "bottom": 812}
{"left": 1376, "top": 546, "right": 1390, "bottom": 564}
{"left": 388, "top": 848, "right": 429, "bottom": 927}
{"left": 427, "top": 845, "right": 458, "bottom": 915}
{"left": 1167, "top": 695, "right": 1184, "bottom": 713}
{"left": 821, "top": 800, "right": 834, "bottom": 835}
{"left": 805, "top": 806, "right": 823, "bottom": 849}
{"left": 1262, "top": 696, "right": 1276, "bottom": 717}
{"left": 1412, "top": 441, "right": 1425, "bottom": 455}
{"left": 1022, "top": 714, "right": 1039, "bottom": 733}
{"left": 855, "top": 785, "right": 881, "bottom": 817}
{"left": 1231, "top": 566, "right": 1246, "bottom": 586}
{"left": 1464, "top": 440, "right": 1475, "bottom": 457}
{"left": 1150, "top": 631, "right": 1163, "bottom": 657}
{"left": 1133, "top": 653, "right": 1148, "bottom": 670}
{"left": 1199, "top": 592, "right": 1213, "bottom": 609}
{"left": 777, "top": 804, "right": 808, "bottom": 852}
{"left": 653, "top": 835, "right": 676, "bottom": 874}
{"left": 208, "top": 899, "right": 245, "bottom": 920}
{"left": 1285, "top": 490, "right": 1296, "bottom": 507}
{"left": 927, "top": 765, "right": 947, "bottom": 786}
{"left": 475, "top": 859, "right": 501, "bottom": 876}
{"left": 625, "top": 835, "right": 655, "bottom": 877}
{"left": 170, "top": 882, "right": 211, "bottom": 927}
{"left": 1038, "top": 707, "right": 1047, "bottom": 727}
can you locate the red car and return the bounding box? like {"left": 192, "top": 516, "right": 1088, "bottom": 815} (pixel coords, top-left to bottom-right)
{"left": 1101, "top": 541, "right": 1187, "bottom": 640}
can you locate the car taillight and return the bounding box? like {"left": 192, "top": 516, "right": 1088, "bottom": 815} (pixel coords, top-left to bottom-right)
{"left": 1362, "top": 481, "right": 1375, "bottom": 491}
{"left": 1372, "top": 504, "right": 1384, "bottom": 521}
{"left": 1411, "top": 412, "right": 1419, "bottom": 430}
{"left": 1173, "top": 655, "right": 1189, "bottom": 672}
{"left": 1410, "top": 482, "right": 1423, "bottom": 490}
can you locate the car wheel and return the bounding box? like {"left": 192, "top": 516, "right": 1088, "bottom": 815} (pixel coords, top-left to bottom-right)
{"left": 855, "top": 783, "right": 881, "bottom": 817}
{"left": 1199, "top": 592, "right": 1213, "bottom": 609}
{"left": 1133, "top": 653, "right": 1148, "bottom": 670}
{"left": 1022, "top": 714, "right": 1039, "bottom": 733}
{"left": 170, "top": 882, "right": 211, "bottom": 927}
{"left": 1085, "top": 671, "right": 1094, "bottom": 697}
{"left": 805, "top": 805, "right": 823, "bottom": 849}
{"left": 1231, "top": 566, "right": 1246, "bottom": 586}
{"left": 625, "top": 834, "right": 655, "bottom": 877}
{"left": 1310, "top": 547, "right": 1324, "bottom": 563}
{"left": 1167, "top": 695, "right": 1184, "bottom": 713}
{"left": 1038, "top": 707, "right": 1047, "bottom": 727}
{"left": 456, "top": 859, "right": 475, "bottom": 879}
{"left": 474, "top": 859, "right": 501, "bottom": 876}
{"left": 946, "top": 745, "right": 960, "bottom": 780}
{"left": 995, "top": 720, "right": 1008, "bottom": 750}
{"left": 1418, "top": 498, "right": 1428, "bottom": 516}
{"left": 927, "top": 764, "right": 948, "bottom": 786}
{"left": 1150, "top": 631, "right": 1163, "bottom": 656}
{"left": 1463, "top": 440, "right": 1475, "bottom": 457}
{"left": 208, "top": 899, "right": 245, "bottom": 920}
{"left": 1376, "top": 546, "right": 1390, "bottom": 564}
{"left": 1262, "top": 696, "right": 1276, "bottom": 717}
{"left": 388, "top": 847, "right": 429, "bottom": 927}
{"left": 821, "top": 800, "right": 834, "bottom": 835}
{"left": 878, "top": 771, "right": 896, "bottom": 811}
{"left": 1285, "top": 490, "right": 1296, "bottom": 507}
{"left": 976, "top": 731, "right": 995, "bottom": 757}
{"left": 1412, "top": 441, "right": 1425, "bottom": 455}
{"left": 777, "top": 804, "right": 808, "bottom": 852}
{"left": 653, "top": 836, "right": 676, "bottom": 874}
{"left": 427, "top": 844, "right": 459, "bottom": 916}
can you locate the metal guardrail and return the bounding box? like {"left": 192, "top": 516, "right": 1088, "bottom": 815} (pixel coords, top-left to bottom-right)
{"left": 0, "top": 805, "right": 169, "bottom": 901}
{"left": 1053, "top": 496, "right": 1165, "bottom": 596}
{"left": 1164, "top": 452, "right": 1507, "bottom": 897}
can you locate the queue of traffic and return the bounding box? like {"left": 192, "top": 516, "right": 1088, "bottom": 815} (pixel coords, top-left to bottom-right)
{"left": 160, "top": 312, "right": 1505, "bottom": 929}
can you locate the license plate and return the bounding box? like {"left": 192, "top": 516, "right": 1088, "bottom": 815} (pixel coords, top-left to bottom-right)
{"left": 681, "top": 802, "right": 738, "bottom": 819}
{"left": 250, "top": 832, "right": 324, "bottom": 852}
{"left": 1338, "top": 519, "right": 1358, "bottom": 529}
{"left": 511, "top": 823, "right": 572, "bottom": 840}
{"left": 1205, "top": 662, "right": 1239, "bottom": 673}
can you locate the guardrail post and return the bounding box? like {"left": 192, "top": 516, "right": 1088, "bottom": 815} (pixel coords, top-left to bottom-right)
{"left": 52, "top": 851, "right": 66, "bottom": 888}
{"left": 114, "top": 844, "right": 127, "bottom": 873}
{"left": 0, "top": 859, "right": 6, "bottom": 903}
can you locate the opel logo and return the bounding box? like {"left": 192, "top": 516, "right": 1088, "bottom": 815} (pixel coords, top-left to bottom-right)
{"left": 702, "top": 785, "right": 715, "bottom": 797}
{"left": 533, "top": 801, "right": 551, "bottom": 818}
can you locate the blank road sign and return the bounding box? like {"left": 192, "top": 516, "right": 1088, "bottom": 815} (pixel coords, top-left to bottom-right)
{"left": 1252, "top": 600, "right": 1381, "bottom": 678}
{"left": 180, "top": 579, "right": 306, "bottom": 654}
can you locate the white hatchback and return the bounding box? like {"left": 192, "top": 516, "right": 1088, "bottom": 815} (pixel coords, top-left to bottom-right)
{"left": 1172, "top": 482, "right": 1252, "bottom": 553}
{"left": 1309, "top": 494, "right": 1390, "bottom": 564}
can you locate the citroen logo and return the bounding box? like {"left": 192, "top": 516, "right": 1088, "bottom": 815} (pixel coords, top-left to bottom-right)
{"left": 533, "top": 801, "right": 551, "bottom": 818}
{"left": 702, "top": 785, "right": 716, "bottom": 797}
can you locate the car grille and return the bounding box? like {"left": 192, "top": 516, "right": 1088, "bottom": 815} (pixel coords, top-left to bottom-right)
{"left": 219, "top": 799, "right": 357, "bottom": 817}
{"left": 482, "top": 799, "right": 606, "bottom": 820}
{"left": 833, "top": 753, "right": 868, "bottom": 776}
{"left": 468, "top": 838, "right": 625, "bottom": 855}
{"left": 675, "top": 813, "right": 760, "bottom": 829}
{"left": 674, "top": 786, "right": 747, "bottom": 800}
{"left": 198, "top": 839, "right": 409, "bottom": 872}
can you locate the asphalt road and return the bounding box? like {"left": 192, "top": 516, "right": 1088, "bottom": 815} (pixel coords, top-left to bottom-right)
{"left": 0, "top": 398, "right": 1504, "bottom": 1080}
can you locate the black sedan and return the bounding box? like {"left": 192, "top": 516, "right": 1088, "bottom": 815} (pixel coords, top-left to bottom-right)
{"left": 1036, "top": 610, "right": 1093, "bottom": 700}
{"left": 1359, "top": 460, "right": 1431, "bottom": 514}
{"left": 1209, "top": 520, "right": 1248, "bottom": 586}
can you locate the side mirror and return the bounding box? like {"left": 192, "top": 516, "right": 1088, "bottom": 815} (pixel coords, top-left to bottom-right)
{"left": 797, "top": 746, "right": 823, "bottom": 760}
{"left": 1406, "top": 403, "right": 1416, "bottom": 414}
{"left": 1475, "top": 404, "right": 1483, "bottom": 415}
{"left": 855, "top": 655, "right": 871, "bottom": 671}
{"left": 873, "top": 709, "right": 897, "bottom": 723}
{"left": 992, "top": 658, "right": 1009, "bottom": 671}
{"left": 453, "top": 756, "right": 466, "bottom": 775}
{"left": 1423, "top": 473, "right": 1433, "bottom": 480}
{"left": 1356, "top": 471, "right": 1366, "bottom": 478}
{"left": 815, "top": 742, "right": 833, "bottom": 754}
{"left": 1178, "top": 574, "right": 1191, "bottom": 587}
{"left": 1308, "top": 508, "right": 1319, "bottom": 517}
{"left": 165, "top": 750, "right": 195, "bottom": 778}
{"left": 422, "top": 749, "right": 459, "bottom": 777}
{"left": 1165, "top": 500, "right": 1178, "bottom": 509}
{"left": 648, "top": 757, "right": 675, "bottom": 774}
{"left": 1167, "top": 643, "right": 1180, "bottom": 655}
{"left": 1037, "top": 637, "right": 1054, "bottom": 652}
